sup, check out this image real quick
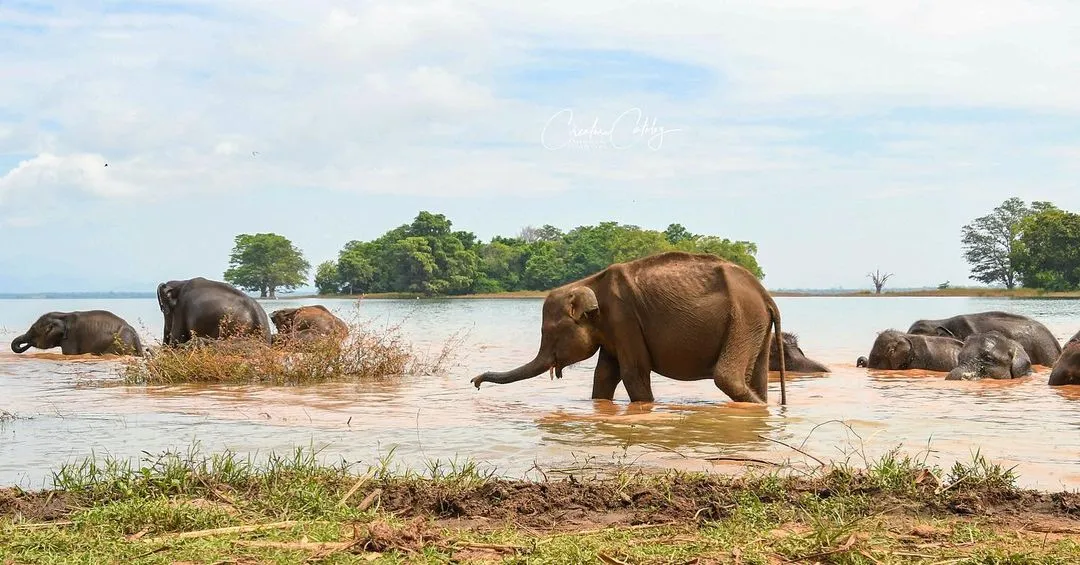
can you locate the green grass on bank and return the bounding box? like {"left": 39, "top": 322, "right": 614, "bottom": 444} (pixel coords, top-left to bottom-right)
{"left": 2, "top": 443, "right": 1078, "bottom": 564}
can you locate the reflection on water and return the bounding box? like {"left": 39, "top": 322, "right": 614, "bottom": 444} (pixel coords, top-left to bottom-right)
{"left": 1, "top": 296, "right": 1079, "bottom": 491}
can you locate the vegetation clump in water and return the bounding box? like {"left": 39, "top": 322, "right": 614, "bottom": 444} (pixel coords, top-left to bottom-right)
{"left": 120, "top": 313, "right": 465, "bottom": 386}
{"left": 1, "top": 443, "right": 1077, "bottom": 563}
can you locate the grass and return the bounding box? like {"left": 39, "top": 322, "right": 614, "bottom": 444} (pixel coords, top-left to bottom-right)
{"left": 2, "top": 442, "right": 1077, "bottom": 564}
{"left": 119, "top": 306, "right": 468, "bottom": 386}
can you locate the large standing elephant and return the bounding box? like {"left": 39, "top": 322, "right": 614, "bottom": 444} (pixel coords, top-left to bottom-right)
{"left": 770, "top": 332, "right": 829, "bottom": 373}
{"left": 10, "top": 310, "right": 144, "bottom": 356}
{"left": 945, "top": 331, "right": 1032, "bottom": 381}
{"left": 470, "top": 251, "right": 789, "bottom": 405}
{"left": 862, "top": 330, "right": 962, "bottom": 371}
{"left": 157, "top": 277, "right": 271, "bottom": 346}
{"left": 907, "top": 311, "right": 1061, "bottom": 366}
{"left": 1048, "top": 330, "right": 1080, "bottom": 386}
{"left": 270, "top": 305, "right": 349, "bottom": 344}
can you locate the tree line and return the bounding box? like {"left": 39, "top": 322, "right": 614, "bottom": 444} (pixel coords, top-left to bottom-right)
{"left": 221, "top": 211, "right": 764, "bottom": 298}
{"left": 961, "top": 197, "right": 1080, "bottom": 291}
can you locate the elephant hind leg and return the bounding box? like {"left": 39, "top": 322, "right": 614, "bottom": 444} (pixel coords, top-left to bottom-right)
{"left": 711, "top": 320, "right": 769, "bottom": 404}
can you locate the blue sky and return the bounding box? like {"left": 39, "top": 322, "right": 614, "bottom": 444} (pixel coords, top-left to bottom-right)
{"left": 2, "top": 1, "right": 1080, "bottom": 293}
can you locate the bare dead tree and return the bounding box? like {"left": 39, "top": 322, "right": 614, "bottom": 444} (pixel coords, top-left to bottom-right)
{"left": 867, "top": 269, "right": 894, "bottom": 294}
{"left": 518, "top": 225, "right": 540, "bottom": 243}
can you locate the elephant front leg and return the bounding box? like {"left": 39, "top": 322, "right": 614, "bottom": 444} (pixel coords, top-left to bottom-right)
{"left": 618, "top": 359, "right": 655, "bottom": 403}
{"left": 591, "top": 348, "right": 621, "bottom": 400}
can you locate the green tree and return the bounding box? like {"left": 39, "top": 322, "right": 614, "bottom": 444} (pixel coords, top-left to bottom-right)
{"left": 663, "top": 223, "right": 696, "bottom": 244}
{"left": 1013, "top": 203, "right": 1080, "bottom": 291}
{"left": 314, "top": 261, "right": 341, "bottom": 295}
{"left": 960, "top": 197, "right": 1031, "bottom": 289}
{"left": 223, "top": 233, "right": 311, "bottom": 299}
{"left": 337, "top": 241, "right": 377, "bottom": 294}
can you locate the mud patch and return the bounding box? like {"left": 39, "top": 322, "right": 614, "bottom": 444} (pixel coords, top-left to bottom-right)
{"left": 0, "top": 487, "right": 71, "bottom": 521}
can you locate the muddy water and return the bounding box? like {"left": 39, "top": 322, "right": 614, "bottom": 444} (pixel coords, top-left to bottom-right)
{"left": 1, "top": 296, "right": 1078, "bottom": 491}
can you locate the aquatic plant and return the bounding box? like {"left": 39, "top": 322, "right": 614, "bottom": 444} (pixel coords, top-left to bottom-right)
{"left": 118, "top": 310, "right": 467, "bottom": 385}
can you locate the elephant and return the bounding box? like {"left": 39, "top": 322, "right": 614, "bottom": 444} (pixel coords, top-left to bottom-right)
{"left": 770, "top": 332, "right": 829, "bottom": 373}
{"left": 863, "top": 329, "right": 963, "bottom": 371}
{"left": 270, "top": 305, "right": 349, "bottom": 344}
{"left": 856, "top": 356, "right": 868, "bottom": 368}
{"left": 907, "top": 311, "right": 1061, "bottom": 366}
{"left": 10, "top": 310, "right": 144, "bottom": 356}
{"left": 945, "top": 331, "right": 1032, "bottom": 381}
{"left": 157, "top": 277, "right": 272, "bottom": 346}
{"left": 1048, "top": 331, "right": 1080, "bottom": 386}
{"left": 470, "top": 251, "right": 789, "bottom": 405}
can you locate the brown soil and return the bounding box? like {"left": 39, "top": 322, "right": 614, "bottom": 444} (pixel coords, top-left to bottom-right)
{"left": 0, "top": 487, "right": 71, "bottom": 522}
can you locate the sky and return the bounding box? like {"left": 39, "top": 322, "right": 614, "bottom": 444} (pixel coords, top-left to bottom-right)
{"left": 1, "top": 1, "right": 1079, "bottom": 293}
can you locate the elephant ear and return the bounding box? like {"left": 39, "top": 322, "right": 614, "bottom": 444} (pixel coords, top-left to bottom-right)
{"left": 566, "top": 286, "right": 599, "bottom": 321}
{"left": 157, "top": 282, "right": 179, "bottom": 310}
{"left": 1010, "top": 347, "right": 1032, "bottom": 378}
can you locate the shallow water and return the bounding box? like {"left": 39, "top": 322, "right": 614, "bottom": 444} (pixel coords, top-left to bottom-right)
{"left": 1, "top": 296, "right": 1078, "bottom": 491}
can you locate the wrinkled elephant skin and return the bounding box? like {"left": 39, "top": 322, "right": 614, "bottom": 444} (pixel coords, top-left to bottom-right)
{"left": 10, "top": 310, "right": 144, "bottom": 356}
{"left": 946, "top": 331, "right": 1032, "bottom": 381}
{"left": 470, "top": 251, "right": 789, "bottom": 405}
{"left": 270, "top": 305, "right": 349, "bottom": 344}
{"left": 907, "top": 311, "right": 1061, "bottom": 366}
{"left": 157, "top": 277, "right": 272, "bottom": 346}
{"left": 769, "top": 332, "right": 829, "bottom": 373}
{"left": 1048, "top": 331, "right": 1080, "bottom": 386}
{"left": 865, "top": 330, "right": 962, "bottom": 372}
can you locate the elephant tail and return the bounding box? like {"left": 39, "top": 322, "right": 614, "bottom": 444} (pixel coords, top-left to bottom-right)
{"left": 770, "top": 306, "right": 787, "bottom": 406}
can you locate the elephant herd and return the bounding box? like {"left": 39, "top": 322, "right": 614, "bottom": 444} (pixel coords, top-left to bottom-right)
{"left": 854, "top": 311, "right": 1080, "bottom": 386}
{"left": 8, "top": 254, "right": 1080, "bottom": 406}
{"left": 8, "top": 277, "right": 350, "bottom": 358}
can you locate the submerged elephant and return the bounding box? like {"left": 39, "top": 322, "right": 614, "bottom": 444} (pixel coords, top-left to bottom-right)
{"left": 863, "top": 330, "right": 962, "bottom": 371}
{"left": 157, "top": 277, "right": 272, "bottom": 346}
{"left": 770, "top": 332, "right": 829, "bottom": 373}
{"left": 907, "top": 311, "right": 1061, "bottom": 366}
{"left": 1048, "top": 331, "right": 1080, "bottom": 386}
{"left": 470, "top": 251, "right": 789, "bottom": 405}
{"left": 270, "top": 305, "right": 348, "bottom": 344}
{"left": 946, "top": 331, "right": 1032, "bottom": 381}
{"left": 10, "top": 310, "right": 144, "bottom": 356}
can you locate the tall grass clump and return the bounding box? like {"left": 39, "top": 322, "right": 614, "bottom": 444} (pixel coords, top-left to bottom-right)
{"left": 120, "top": 306, "right": 467, "bottom": 386}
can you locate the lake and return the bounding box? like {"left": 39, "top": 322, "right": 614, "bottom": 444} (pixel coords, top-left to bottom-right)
{"left": 1, "top": 295, "right": 1078, "bottom": 491}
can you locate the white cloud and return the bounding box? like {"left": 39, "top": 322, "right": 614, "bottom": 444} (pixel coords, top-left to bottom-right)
{"left": 2, "top": 0, "right": 1080, "bottom": 288}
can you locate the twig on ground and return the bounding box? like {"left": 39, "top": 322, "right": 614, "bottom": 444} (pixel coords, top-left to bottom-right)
{"left": 148, "top": 520, "right": 301, "bottom": 540}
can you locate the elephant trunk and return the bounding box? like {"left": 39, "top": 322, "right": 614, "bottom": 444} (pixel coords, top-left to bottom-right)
{"left": 10, "top": 334, "right": 31, "bottom": 354}
{"left": 473, "top": 352, "right": 554, "bottom": 387}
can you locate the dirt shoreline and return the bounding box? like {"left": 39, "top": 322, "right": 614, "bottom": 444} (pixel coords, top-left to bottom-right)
{"left": 2, "top": 448, "right": 1079, "bottom": 563}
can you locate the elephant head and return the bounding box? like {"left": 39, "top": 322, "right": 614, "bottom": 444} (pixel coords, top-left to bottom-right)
{"left": 856, "top": 356, "right": 868, "bottom": 368}
{"left": 946, "top": 331, "right": 1031, "bottom": 381}
{"left": 157, "top": 281, "right": 182, "bottom": 344}
{"left": 269, "top": 308, "right": 299, "bottom": 333}
{"left": 866, "top": 330, "right": 916, "bottom": 369}
{"left": 472, "top": 285, "right": 601, "bottom": 387}
{"left": 10, "top": 312, "right": 69, "bottom": 353}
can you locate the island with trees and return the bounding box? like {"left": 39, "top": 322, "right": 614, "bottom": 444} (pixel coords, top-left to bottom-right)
{"left": 220, "top": 203, "right": 1080, "bottom": 300}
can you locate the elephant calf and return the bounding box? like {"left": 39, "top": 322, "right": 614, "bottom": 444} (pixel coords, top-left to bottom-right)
{"left": 946, "top": 331, "right": 1032, "bottom": 381}
{"left": 770, "top": 332, "right": 829, "bottom": 373}
{"left": 270, "top": 305, "right": 349, "bottom": 344}
{"left": 1049, "top": 331, "right": 1080, "bottom": 386}
{"left": 862, "top": 329, "right": 962, "bottom": 372}
{"left": 10, "top": 310, "right": 144, "bottom": 356}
